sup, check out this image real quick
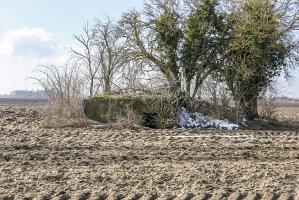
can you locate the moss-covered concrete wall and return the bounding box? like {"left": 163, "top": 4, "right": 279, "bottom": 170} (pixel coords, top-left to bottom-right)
{"left": 84, "top": 95, "right": 174, "bottom": 128}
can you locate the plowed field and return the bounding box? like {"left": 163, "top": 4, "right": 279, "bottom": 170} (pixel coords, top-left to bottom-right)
{"left": 0, "top": 101, "right": 299, "bottom": 199}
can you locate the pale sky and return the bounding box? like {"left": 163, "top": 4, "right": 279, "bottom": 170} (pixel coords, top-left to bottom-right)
{"left": 0, "top": 0, "right": 143, "bottom": 94}
{"left": 0, "top": 0, "right": 298, "bottom": 98}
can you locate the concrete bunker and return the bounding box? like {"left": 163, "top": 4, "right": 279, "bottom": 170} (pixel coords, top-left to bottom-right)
{"left": 84, "top": 95, "right": 172, "bottom": 128}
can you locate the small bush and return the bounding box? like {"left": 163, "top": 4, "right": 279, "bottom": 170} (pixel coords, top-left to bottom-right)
{"left": 33, "top": 64, "right": 87, "bottom": 128}
{"left": 259, "top": 84, "right": 279, "bottom": 120}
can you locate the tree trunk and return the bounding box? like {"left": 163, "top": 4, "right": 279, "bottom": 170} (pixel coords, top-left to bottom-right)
{"left": 235, "top": 99, "right": 240, "bottom": 124}
{"left": 104, "top": 78, "right": 111, "bottom": 94}
{"left": 185, "top": 78, "right": 192, "bottom": 99}
{"left": 169, "top": 79, "right": 181, "bottom": 96}
{"left": 241, "top": 96, "right": 259, "bottom": 120}
{"left": 250, "top": 97, "right": 259, "bottom": 119}
{"left": 89, "top": 80, "right": 94, "bottom": 96}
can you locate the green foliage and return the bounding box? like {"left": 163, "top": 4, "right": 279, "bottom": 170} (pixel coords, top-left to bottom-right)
{"left": 120, "top": 0, "right": 298, "bottom": 121}
{"left": 121, "top": 0, "right": 227, "bottom": 98}
{"left": 225, "top": 0, "right": 289, "bottom": 119}
{"left": 155, "top": 7, "right": 183, "bottom": 90}
{"left": 156, "top": 10, "right": 182, "bottom": 52}
{"left": 182, "top": 0, "right": 224, "bottom": 80}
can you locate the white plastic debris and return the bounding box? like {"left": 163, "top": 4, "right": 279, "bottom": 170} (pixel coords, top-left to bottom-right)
{"left": 176, "top": 107, "right": 239, "bottom": 130}
{"left": 163, "top": 135, "right": 256, "bottom": 142}
{"left": 241, "top": 118, "right": 248, "bottom": 127}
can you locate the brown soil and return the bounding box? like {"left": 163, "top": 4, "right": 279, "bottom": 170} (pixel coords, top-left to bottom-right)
{"left": 0, "top": 100, "right": 299, "bottom": 199}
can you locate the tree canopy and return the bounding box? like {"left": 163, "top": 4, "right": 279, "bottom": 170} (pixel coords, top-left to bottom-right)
{"left": 120, "top": 0, "right": 227, "bottom": 98}
{"left": 224, "top": 0, "right": 299, "bottom": 119}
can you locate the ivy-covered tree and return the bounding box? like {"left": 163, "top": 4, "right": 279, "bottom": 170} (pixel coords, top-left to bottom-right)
{"left": 224, "top": 0, "right": 299, "bottom": 120}
{"left": 154, "top": 2, "right": 183, "bottom": 94}
{"left": 182, "top": 0, "right": 228, "bottom": 98}
{"left": 120, "top": 0, "right": 226, "bottom": 98}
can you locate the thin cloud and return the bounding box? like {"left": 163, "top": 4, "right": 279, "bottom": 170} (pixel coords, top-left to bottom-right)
{"left": 0, "top": 28, "right": 58, "bottom": 57}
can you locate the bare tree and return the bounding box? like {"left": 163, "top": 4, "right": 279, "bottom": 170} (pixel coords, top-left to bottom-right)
{"left": 199, "top": 76, "right": 232, "bottom": 107}
{"left": 93, "top": 17, "right": 128, "bottom": 93}
{"left": 118, "top": 60, "right": 145, "bottom": 92}
{"left": 71, "top": 22, "right": 99, "bottom": 96}
{"left": 117, "top": 59, "right": 167, "bottom": 93}
{"left": 72, "top": 19, "right": 128, "bottom": 95}
{"left": 259, "top": 82, "right": 279, "bottom": 120}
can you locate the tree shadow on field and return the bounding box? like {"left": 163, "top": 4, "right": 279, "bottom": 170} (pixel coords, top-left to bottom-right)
{"left": 244, "top": 119, "right": 299, "bottom": 131}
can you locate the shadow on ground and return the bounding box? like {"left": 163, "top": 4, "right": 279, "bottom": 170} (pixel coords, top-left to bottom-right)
{"left": 244, "top": 119, "right": 299, "bottom": 131}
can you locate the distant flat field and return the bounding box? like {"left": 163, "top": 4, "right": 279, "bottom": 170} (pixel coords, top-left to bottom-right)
{"left": 277, "top": 102, "right": 299, "bottom": 121}
{"left": 0, "top": 98, "right": 48, "bottom": 106}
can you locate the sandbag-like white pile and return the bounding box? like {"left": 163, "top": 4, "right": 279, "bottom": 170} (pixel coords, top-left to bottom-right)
{"left": 176, "top": 107, "right": 239, "bottom": 130}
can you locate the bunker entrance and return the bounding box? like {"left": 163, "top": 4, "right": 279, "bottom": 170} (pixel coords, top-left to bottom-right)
{"left": 142, "top": 113, "right": 160, "bottom": 129}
